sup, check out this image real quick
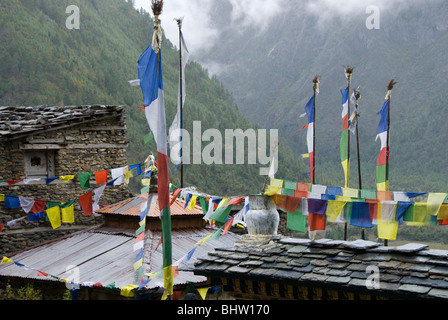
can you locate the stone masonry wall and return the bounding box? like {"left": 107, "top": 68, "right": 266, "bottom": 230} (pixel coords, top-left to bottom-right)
{"left": 0, "top": 114, "right": 134, "bottom": 255}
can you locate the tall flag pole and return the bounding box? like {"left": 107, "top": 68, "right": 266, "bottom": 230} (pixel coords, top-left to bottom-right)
{"left": 169, "top": 18, "right": 189, "bottom": 188}
{"left": 351, "top": 87, "right": 365, "bottom": 239}
{"left": 138, "top": 0, "right": 173, "bottom": 299}
{"left": 341, "top": 67, "right": 353, "bottom": 241}
{"left": 303, "top": 75, "right": 319, "bottom": 184}
{"left": 350, "top": 88, "right": 362, "bottom": 190}
{"left": 311, "top": 75, "right": 320, "bottom": 184}
{"left": 340, "top": 67, "right": 353, "bottom": 189}
{"left": 376, "top": 79, "right": 397, "bottom": 192}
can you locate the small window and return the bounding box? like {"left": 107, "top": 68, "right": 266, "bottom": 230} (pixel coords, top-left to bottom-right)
{"left": 24, "top": 150, "right": 55, "bottom": 178}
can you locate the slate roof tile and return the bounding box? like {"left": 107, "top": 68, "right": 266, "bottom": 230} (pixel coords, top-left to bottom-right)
{"left": 191, "top": 236, "right": 448, "bottom": 299}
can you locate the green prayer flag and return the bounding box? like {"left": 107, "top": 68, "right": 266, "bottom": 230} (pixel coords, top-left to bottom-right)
{"left": 61, "top": 199, "right": 76, "bottom": 208}
{"left": 143, "top": 131, "right": 154, "bottom": 144}
{"left": 281, "top": 188, "right": 295, "bottom": 196}
{"left": 360, "top": 189, "right": 377, "bottom": 200}
{"left": 286, "top": 209, "right": 306, "bottom": 233}
{"left": 376, "top": 164, "right": 388, "bottom": 184}
{"left": 198, "top": 196, "right": 209, "bottom": 215}
{"left": 283, "top": 180, "right": 297, "bottom": 190}
{"left": 209, "top": 205, "right": 233, "bottom": 224}
{"left": 78, "top": 173, "right": 92, "bottom": 190}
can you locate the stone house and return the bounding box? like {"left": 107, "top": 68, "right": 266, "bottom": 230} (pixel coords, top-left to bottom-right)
{"left": 0, "top": 105, "right": 133, "bottom": 254}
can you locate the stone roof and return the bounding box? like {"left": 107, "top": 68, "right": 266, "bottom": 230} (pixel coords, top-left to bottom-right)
{"left": 0, "top": 105, "right": 125, "bottom": 141}
{"left": 187, "top": 236, "right": 448, "bottom": 299}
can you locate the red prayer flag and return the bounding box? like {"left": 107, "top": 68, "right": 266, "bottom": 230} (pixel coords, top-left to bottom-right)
{"left": 308, "top": 212, "right": 326, "bottom": 231}
{"left": 222, "top": 216, "right": 234, "bottom": 236}
{"left": 223, "top": 197, "right": 244, "bottom": 208}
{"left": 78, "top": 191, "right": 93, "bottom": 216}
{"left": 6, "top": 180, "right": 22, "bottom": 185}
{"left": 37, "top": 270, "right": 48, "bottom": 277}
{"left": 94, "top": 170, "right": 108, "bottom": 184}
{"left": 170, "top": 188, "right": 182, "bottom": 206}
{"left": 31, "top": 199, "right": 47, "bottom": 214}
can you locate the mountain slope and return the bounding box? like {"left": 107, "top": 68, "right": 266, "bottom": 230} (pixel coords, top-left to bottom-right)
{"left": 0, "top": 0, "right": 308, "bottom": 196}
{"left": 197, "top": 0, "right": 448, "bottom": 192}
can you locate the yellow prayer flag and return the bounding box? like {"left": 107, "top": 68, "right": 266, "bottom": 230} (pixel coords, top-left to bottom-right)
{"left": 437, "top": 204, "right": 448, "bottom": 220}
{"left": 377, "top": 221, "right": 398, "bottom": 240}
{"left": 302, "top": 153, "right": 310, "bottom": 158}
{"left": 427, "top": 193, "right": 448, "bottom": 216}
{"left": 326, "top": 200, "right": 347, "bottom": 222}
{"left": 124, "top": 168, "right": 134, "bottom": 179}
{"left": 217, "top": 198, "right": 229, "bottom": 209}
{"left": 264, "top": 185, "right": 282, "bottom": 196}
{"left": 195, "top": 233, "right": 213, "bottom": 246}
{"left": 197, "top": 287, "right": 211, "bottom": 300}
{"left": 187, "top": 195, "right": 198, "bottom": 211}
{"left": 341, "top": 159, "right": 350, "bottom": 188}
{"left": 120, "top": 284, "right": 138, "bottom": 298}
{"left": 59, "top": 175, "right": 75, "bottom": 182}
{"left": 342, "top": 187, "right": 359, "bottom": 198}
{"left": 0, "top": 194, "right": 4, "bottom": 202}
{"left": 1, "top": 256, "right": 13, "bottom": 264}
{"left": 164, "top": 265, "right": 174, "bottom": 297}
{"left": 46, "top": 206, "right": 61, "bottom": 229}
{"left": 133, "top": 258, "right": 143, "bottom": 271}
{"left": 376, "top": 181, "right": 389, "bottom": 192}
{"left": 270, "top": 178, "right": 283, "bottom": 188}
{"left": 141, "top": 178, "right": 151, "bottom": 186}
{"left": 61, "top": 205, "right": 75, "bottom": 223}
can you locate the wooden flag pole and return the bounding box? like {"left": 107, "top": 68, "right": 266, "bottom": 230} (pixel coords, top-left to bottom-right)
{"left": 312, "top": 75, "right": 320, "bottom": 185}
{"left": 343, "top": 67, "right": 353, "bottom": 241}
{"left": 176, "top": 18, "right": 184, "bottom": 189}
{"left": 352, "top": 88, "right": 365, "bottom": 239}
{"left": 383, "top": 79, "right": 397, "bottom": 247}
{"left": 151, "top": 0, "right": 173, "bottom": 300}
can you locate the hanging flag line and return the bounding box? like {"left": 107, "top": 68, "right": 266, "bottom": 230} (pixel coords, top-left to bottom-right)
{"left": 0, "top": 158, "right": 153, "bottom": 188}
{"left": 264, "top": 178, "right": 448, "bottom": 241}
{"left": 0, "top": 157, "right": 158, "bottom": 232}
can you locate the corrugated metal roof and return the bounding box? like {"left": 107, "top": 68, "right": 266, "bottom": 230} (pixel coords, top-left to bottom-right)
{"left": 0, "top": 225, "right": 241, "bottom": 291}
{"left": 96, "top": 194, "right": 203, "bottom": 217}
{"left": 143, "top": 227, "right": 241, "bottom": 288}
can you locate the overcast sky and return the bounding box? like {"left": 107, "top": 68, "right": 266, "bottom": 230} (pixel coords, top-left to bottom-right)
{"left": 133, "top": 0, "right": 441, "bottom": 55}
{"left": 133, "top": 0, "right": 288, "bottom": 54}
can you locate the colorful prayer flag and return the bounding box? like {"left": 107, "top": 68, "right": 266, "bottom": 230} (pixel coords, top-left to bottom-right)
{"left": 138, "top": 22, "right": 172, "bottom": 296}
{"left": 340, "top": 87, "right": 350, "bottom": 188}
{"left": 304, "top": 95, "right": 315, "bottom": 183}
{"left": 375, "top": 99, "right": 390, "bottom": 191}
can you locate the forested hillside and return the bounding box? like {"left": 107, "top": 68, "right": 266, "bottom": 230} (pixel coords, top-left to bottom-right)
{"left": 196, "top": 0, "right": 448, "bottom": 193}
{"left": 0, "top": 0, "right": 307, "bottom": 196}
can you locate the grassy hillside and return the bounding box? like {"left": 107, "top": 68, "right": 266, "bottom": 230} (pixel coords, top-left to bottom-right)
{"left": 0, "top": 0, "right": 308, "bottom": 196}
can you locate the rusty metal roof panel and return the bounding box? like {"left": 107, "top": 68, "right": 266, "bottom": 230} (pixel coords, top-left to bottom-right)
{"left": 96, "top": 194, "right": 204, "bottom": 217}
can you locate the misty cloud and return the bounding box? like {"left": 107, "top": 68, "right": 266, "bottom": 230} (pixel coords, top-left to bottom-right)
{"left": 133, "top": 0, "right": 287, "bottom": 54}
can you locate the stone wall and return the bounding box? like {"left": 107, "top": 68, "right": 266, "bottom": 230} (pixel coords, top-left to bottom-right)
{"left": 0, "top": 112, "right": 134, "bottom": 255}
